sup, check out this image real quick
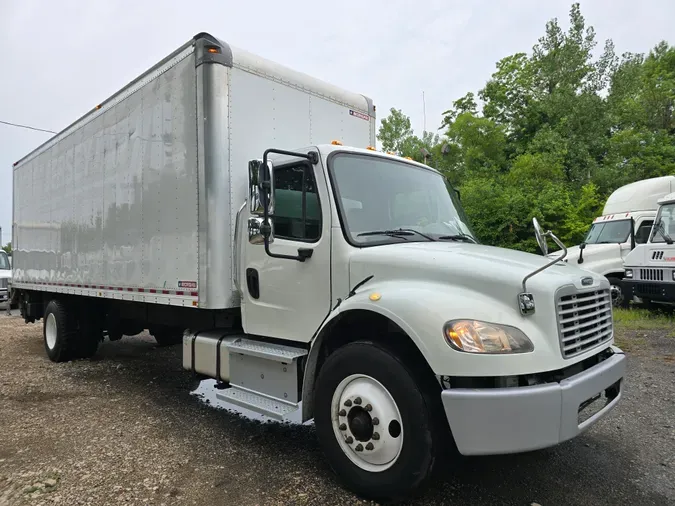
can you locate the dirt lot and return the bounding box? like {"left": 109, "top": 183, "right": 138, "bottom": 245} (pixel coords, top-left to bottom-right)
{"left": 0, "top": 307, "right": 674, "bottom": 506}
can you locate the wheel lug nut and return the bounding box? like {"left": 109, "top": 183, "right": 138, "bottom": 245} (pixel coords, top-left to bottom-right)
{"left": 365, "top": 404, "right": 372, "bottom": 411}
{"left": 372, "top": 417, "right": 379, "bottom": 425}
{"left": 339, "top": 423, "right": 347, "bottom": 431}
{"left": 354, "top": 397, "right": 362, "bottom": 405}
{"left": 365, "top": 442, "right": 374, "bottom": 451}
{"left": 345, "top": 436, "right": 353, "bottom": 444}
{"left": 372, "top": 432, "right": 380, "bottom": 440}
{"left": 338, "top": 409, "right": 346, "bottom": 417}
{"left": 344, "top": 399, "right": 352, "bottom": 407}
{"left": 355, "top": 444, "right": 363, "bottom": 452}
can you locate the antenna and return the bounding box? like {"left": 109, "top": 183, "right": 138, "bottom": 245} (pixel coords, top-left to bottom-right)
{"left": 422, "top": 91, "right": 427, "bottom": 133}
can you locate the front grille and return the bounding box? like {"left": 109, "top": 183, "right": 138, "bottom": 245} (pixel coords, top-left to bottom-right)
{"left": 0, "top": 278, "right": 7, "bottom": 289}
{"left": 639, "top": 268, "right": 664, "bottom": 281}
{"left": 556, "top": 289, "right": 613, "bottom": 359}
{"left": 635, "top": 283, "right": 663, "bottom": 296}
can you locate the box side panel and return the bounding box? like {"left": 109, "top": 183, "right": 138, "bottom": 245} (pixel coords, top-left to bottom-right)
{"left": 308, "top": 96, "right": 372, "bottom": 149}
{"left": 13, "top": 48, "right": 200, "bottom": 307}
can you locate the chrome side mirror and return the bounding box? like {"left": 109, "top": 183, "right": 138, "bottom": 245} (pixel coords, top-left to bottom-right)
{"left": 533, "top": 217, "right": 548, "bottom": 256}
{"left": 248, "top": 159, "right": 275, "bottom": 216}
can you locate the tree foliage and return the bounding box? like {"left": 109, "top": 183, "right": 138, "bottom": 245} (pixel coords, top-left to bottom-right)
{"left": 377, "top": 2, "right": 675, "bottom": 253}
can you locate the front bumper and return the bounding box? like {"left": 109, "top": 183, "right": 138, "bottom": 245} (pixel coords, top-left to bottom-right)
{"left": 441, "top": 347, "right": 626, "bottom": 456}
{"left": 624, "top": 279, "right": 675, "bottom": 303}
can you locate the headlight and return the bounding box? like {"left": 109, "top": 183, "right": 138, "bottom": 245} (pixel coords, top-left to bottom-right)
{"left": 625, "top": 269, "right": 633, "bottom": 279}
{"left": 443, "top": 320, "right": 534, "bottom": 354}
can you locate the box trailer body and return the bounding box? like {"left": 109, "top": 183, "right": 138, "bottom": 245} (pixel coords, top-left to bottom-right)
{"left": 547, "top": 176, "right": 675, "bottom": 307}
{"left": 12, "top": 33, "right": 375, "bottom": 311}
{"left": 12, "top": 33, "right": 626, "bottom": 502}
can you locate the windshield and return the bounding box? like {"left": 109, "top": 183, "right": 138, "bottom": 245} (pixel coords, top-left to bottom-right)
{"left": 651, "top": 203, "right": 675, "bottom": 243}
{"left": 584, "top": 219, "right": 631, "bottom": 244}
{"left": 0, "top": 252, "right": 9, "bottom": 271}
{"left": 328, "top": 153, "right": 476, "bottom": 245}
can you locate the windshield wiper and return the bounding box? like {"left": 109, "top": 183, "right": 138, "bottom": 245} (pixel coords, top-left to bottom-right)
{"left": 357, "top": 229, "right": 436, "bottom": 241}
{"left": 437, "top": 234, "right": 477, "bottom": 243}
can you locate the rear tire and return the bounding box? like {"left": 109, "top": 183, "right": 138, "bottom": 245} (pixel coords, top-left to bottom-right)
{"left": 43, "top": 300, "right": 78, "bottom": 362}
{"left": 75, "top": 311, "right": 102, "bottom": 359}
{"left": 151, "top": 326, "right": 183, "bottom": 347}
{"left": 314, "top": 340, "right": 442, "bottom": 501}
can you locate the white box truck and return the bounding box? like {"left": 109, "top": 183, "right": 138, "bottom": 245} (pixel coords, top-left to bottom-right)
{"left": 623, "top": 191, "right": 675, "bottom": 306}
{"left": 11, "top": 32, "right": 626, "bottom": 501}
{"left": 549, "top": 176, "right": 675, "bottom": 307}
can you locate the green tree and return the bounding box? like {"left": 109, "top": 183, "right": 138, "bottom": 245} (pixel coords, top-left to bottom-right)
{"left": 377, "top": 108, "right": 413, "bottom": 153}
{"left": 2, "top": 242, "right": 11, "bottom": 255}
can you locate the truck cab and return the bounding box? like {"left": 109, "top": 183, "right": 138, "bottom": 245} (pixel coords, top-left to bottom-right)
{"left": 550, "top": 175, "right": 675, "bottom": 307}
{"left": 0, "top": 250, "right": 10, "bottom": 305}
{"left": 623, "top": 192, "right": 675, "bottom": 306}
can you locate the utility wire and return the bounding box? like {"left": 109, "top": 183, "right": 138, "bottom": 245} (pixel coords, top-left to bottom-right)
{"left": 0, "top": 119, "right": 56, "bottom": 134}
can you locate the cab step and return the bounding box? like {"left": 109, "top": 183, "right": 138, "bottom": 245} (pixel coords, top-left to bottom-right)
{"left": 216, "top": 386, "right": 300, "bottom": 421}
{"left": 225, "top": 336, "right": 308, "bottom": 362}
{"left": 214, "top": 336, "right": 307, "bottom": 420}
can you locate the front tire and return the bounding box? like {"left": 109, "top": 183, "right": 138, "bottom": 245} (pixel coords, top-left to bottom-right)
{"left": 314, "top": 341, "right": 442, "bottom": 501}
{"left": 608, "top": 277, "right": 629, "bottom": 309}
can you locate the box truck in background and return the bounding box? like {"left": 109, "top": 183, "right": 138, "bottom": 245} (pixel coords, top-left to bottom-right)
{"left": 549, "top": 176, "right": 675, "bottom": 307}
{"left": 11, "top": 33, "right": 626, "bottom": 501}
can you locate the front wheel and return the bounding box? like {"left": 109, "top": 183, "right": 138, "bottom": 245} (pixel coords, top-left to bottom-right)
{"left": 608, "top": 277, "right": 629, "bottom": 309}
{"left": 314, "top": 341, "right": 443, "bottom": 501}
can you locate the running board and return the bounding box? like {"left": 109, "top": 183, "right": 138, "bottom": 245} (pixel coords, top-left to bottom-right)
{"left": 216, "top": 386, "right": 300, "bottom": 421}
{"left": 216, "top": 336, "right": 308, "bottom": 420}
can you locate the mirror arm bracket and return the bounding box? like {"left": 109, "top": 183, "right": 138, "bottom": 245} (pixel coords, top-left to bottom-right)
{"left": 521, "top": 231, "right": 567, "bottom": 293}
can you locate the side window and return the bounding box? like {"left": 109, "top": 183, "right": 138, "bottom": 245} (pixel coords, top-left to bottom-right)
{"left": 272, "top": 163, "right": 321, "bottom": 242}
{"left": 635, "top": 220, "right": 653, "bottom": 244}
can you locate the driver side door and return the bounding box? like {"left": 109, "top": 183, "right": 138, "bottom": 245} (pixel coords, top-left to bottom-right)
{"left": 240, "top": 155, "right": 332, "bottom": 342}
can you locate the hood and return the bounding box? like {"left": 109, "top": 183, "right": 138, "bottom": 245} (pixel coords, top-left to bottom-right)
{"left": 548, "top": 243, "right": 624, "bottom": 277}
{"left": 349, "top": 242, "right": 603, "bottom": 298}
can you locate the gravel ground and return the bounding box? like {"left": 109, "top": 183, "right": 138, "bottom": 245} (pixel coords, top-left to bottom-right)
{"left": 0, "top": 305, "right": 674, "bottom": 506}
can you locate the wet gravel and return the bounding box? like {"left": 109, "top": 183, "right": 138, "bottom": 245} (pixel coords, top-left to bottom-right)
{"left": 0, "top": 306, "right": 673, "bottom": 505}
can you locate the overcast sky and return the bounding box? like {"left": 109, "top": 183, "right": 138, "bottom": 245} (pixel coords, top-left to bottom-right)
{"left": 1, "top": 0, "right": 674, "bottom": 246}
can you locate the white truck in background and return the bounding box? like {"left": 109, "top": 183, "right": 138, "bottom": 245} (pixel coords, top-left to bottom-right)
{"left": 550, "top": 176, "right": 675, "bottom": 307}
{"left": 0, "top": 250, "right": 10, "bottom": 306}
{"left": 623, "top": 192, "right": 675, "bottom": 306}
{"left": 11, "top": 32, "right": 626, "bottom": 501}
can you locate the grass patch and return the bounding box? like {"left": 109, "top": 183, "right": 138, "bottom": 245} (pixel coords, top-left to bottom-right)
{"left": 613, "top": 307, "right": 675, "bottom": 331}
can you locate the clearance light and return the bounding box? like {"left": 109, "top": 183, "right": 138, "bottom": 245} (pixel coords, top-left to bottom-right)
{"left": 404, "top": 156, "right": 413, "bottom": 160}
{"left": 386, "top": 151, "right": 395, "bottom": 155}
{"left": 331, "top": 140, "right": 343, "bottom": 145}
{"left": 207, "top": 47, "right": 220, "bottom": 54}
{"left": 366, "top": 146, "right": 376, "bottom": 151}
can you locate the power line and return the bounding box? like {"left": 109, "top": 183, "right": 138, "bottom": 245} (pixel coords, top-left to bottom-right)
{"left": 0, "top": 119, "right": 56, "bottom": 134}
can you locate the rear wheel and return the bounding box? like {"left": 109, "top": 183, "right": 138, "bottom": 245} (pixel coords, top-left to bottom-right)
{"left": 43, "top": 300, "right": 78, "bottom": 362}
{"left": 151, "top": 326, "right": 183, "bottom": 347}
{"left": 314, "top": 341, "right": 443, "bottom": 501}
{"left": 75, "top": 311, "right": 102, "bottom": 359}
